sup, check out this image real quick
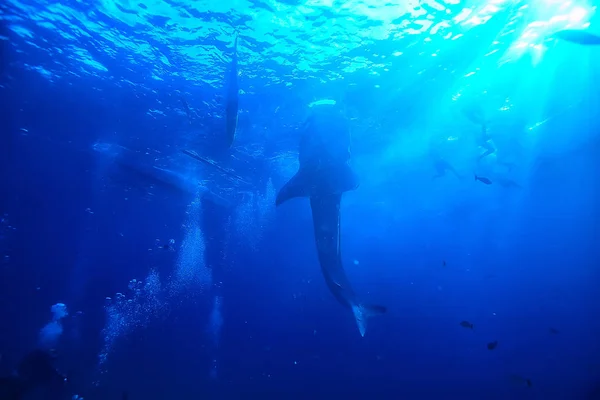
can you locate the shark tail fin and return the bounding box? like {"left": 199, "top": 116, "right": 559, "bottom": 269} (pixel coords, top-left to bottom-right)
{"left": 352, "top": 303, "right": 387, "bottom": 337}
{"left": 276, "top": 170, "right": 310, "bottom": 206}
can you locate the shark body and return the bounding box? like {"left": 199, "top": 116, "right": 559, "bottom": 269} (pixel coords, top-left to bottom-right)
{"left": 225, "top": 33, "right": 239, "bottom": 149}
{"left": 275, "top": 102, "right": 386, "bottom": 336}
{"left": 554, "top": 29, "right": 600, "bottom": 45}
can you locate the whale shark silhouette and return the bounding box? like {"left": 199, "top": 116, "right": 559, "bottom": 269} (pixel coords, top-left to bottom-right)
{"left": 225, "top": 33, "right": 239, "bottom": 148}
{"left": 554, "top": 29, "right": 600, "bottom": 45}
{"left": 275, "top": 102, "right": 386, "bottom": 336}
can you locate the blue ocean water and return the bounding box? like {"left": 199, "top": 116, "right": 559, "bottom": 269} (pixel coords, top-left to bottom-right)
{"left": 1, "top": 0, "right": 599, "bottom": 398}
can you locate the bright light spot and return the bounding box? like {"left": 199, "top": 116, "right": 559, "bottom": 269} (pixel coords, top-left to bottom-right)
{"left": 482, "top": 4, "right": 500, "bottom": 14}
{"left": 569, "top": 7, "right": 587, "bottom": 23}
{"left": 466, "top": 16, "right": 484, "bottom": 26}
{"left": 454, "top": 8, "right": 472, "bottom": 24}
{"left": 514, "top": 41, "right": 527, "bottom": 49}
{"left": 502, "top": 1, "right": 592, "bottom": 65}
{"left": 559, "top": 1, "right": 573, "bottom": 12}
{"left": 308, "top": 99, "right": 336, "bottom": 107}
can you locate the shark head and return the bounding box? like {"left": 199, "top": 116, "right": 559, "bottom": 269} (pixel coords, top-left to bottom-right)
{"left": 275, "top": 102, "right": 359, "bottom": 206}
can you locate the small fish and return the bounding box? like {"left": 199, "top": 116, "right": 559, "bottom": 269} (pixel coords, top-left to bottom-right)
{"left": 510, "top": 374, "right": 532, "bottom": 387}
{"left": 179, "top": 96, "right": 193, "bottom": 124}
{"left": 554, "top": 29, "right": 600, "bottom": 46}
{"left": 487, "top": 340, "right": 498, "bottom": 350}
{"left": 459, "top": 320, "right": 474, "bottom": 329}
{"left": 442, "top": 260, "right": 446, "bottom": 267}
{"left": 549, "top": 327, "right": 559, "bottom": 334}
{"left": 155, "top": 239, "right": 175, "bottom": 252}
{"left": 474, "top": 174, "right": 492, "bottom": 185}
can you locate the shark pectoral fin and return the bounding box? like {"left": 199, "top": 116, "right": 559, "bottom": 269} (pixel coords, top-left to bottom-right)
{"left": 337, "top": 163, "right": 359, "bottom": 192}
{"left": 276, "top": 169, "right": 311, "bottom": 206}
{"left": 352, "top": 303, "right": 387, "bottom": 337}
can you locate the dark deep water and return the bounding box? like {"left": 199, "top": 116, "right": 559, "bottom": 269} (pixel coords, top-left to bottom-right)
{"left": 1, "top": 1, "right": 600, "bottom": 399}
